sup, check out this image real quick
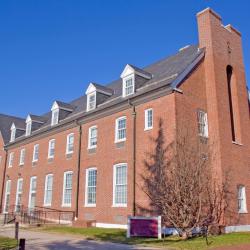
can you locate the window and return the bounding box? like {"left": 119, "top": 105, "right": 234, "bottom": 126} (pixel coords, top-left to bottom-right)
{"left": 28, "top": 176, "right": 37, "bottom": 210}
{"left": 0, "top": 156, "right": 2, "bottom": 165}
{"left": 197, "top": 110, "right": 208, "bottom": 137}
{"left": 4, "top": 180, "right": 11, "bottom": 213}
{"left": 123, "top": 76, "right": 134, "bottom": 97}
{"left": 87, "top": 93, "right": 96, "bottom": 111}
{"left": 51, "top": 109, "right": 59, "bottom": 126}
{"left": 10, "top": 128, "right": 16, "bottom": 142}
{"left": 85, "top": 168, "right": 97, "bottom": 206}
{"left": 238, "top": 185, "right": 247, "bottom": 213}
{"left": 48, "top": 139, "right": 55, "bottom": 159}
{"left": 19, "top": 149, "right": 25, "bottom": 166}
{"left": 145, "top": 108, "right": 153, "bottom": 130}
{"left": 113, "top": 163, "right": 127, "bottom": 207}
{"left": 66, "top": 133, "right": 74, "bottom": 154}
{"left": 32, "top": 144, "right": 39, "bottom": 162}
{"left": 15, "top": 178, "right": 23, "bottom": 212}
{"left": 26, "top": 121, "right": 32, "bottom": 136}
{"left": 44, "top": 174, "right": 53, "bottom": 206}
{"left": 8, "top": 152, "right": 14, "bottom": 168}
{"left": 62, "top": 171, "right": 73, "bottom": 207}
{"left": 88, "top": 126, "right": 97, "bottom": 149}
{"left": 115, "top": 117, "right": 126, "bottom": 142}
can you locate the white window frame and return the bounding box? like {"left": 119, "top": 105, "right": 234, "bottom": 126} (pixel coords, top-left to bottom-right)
{"left": 85, "top": 168, "right": 97, "bottom": 207}
{"left": 66, "top": 133, "right": 74, "bottom": 154}
{"left": 113, "top": 163, "right": 127, "bottom": 207}
{"left": 122, "top": 75, "right": 135, "bottom": 97}
{"left": 51, "top": 108, "right": 59, "bottom": 126}
{"left": 87, "top": 92, "right": 96, "bottom": 112}
{"left": 48, "top": 139, "right": 56, "bottom": 159}
{"left": 0, "top": 156, "right": 2, "bottom": 166}
{"left": 88, "top": 126, "right": 98, "bottom": 149}
{"left": 15, "top": 178, "right": 23, "bottom": 212}
{"left": 26, "top": 121, "right": 32, "bottom": 136}
{"left": 3, "top": 180, "right": 11, "bottom": 213}
{"left": 145, "top": 108, "right": 153, "bottom": 130}
{"left": 19, "top": 148, "right": 25, "bottom": 166}
{"left": 44, "top": 174, "right": 53, "bottom": 206}
{"left": 62, "top": 171, "right": 73, "bottom": 207}
{"left": 10, "top": 128, "right": 16, "bottom": 142}
{"left": 198, "top": 110, "right": 209, "bottom": 138}
{"left": 8, "top": 152, "right": 14, "bottom": 168}
{"left": 32, "top": 144, "right": 39, "bottom": 162}
{"left": 28, "top": 176, "right": 37, "bottom": 210}
{"left": 238, "top": 185, "right": 247, "bottom": 213}
{"left": 115, "top": 116, "right": 127, "bottom": 143}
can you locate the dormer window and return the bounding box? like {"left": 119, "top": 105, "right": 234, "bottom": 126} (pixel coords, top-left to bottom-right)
{"left": 26, "top": 121, "right": 32, "bottom": 136}
{"left": 51, "top": 109, "right": 59, "bottom": 126}
{"left": 10, "top": 124, "right": 16, "bottom": 142}
{"left": 87, "top": 92, "right": 96, "bottom": 111}
{"left": 123, "top": 76, "right": 135, "bottom": 97}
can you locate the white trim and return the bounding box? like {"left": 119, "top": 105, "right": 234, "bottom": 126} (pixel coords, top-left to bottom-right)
{"left": 115, "top": 116, "right": 127, "bottom": 143}
{"left": 32, "top": 144, "right": 39, "bottom": 162}
{"left": 122, "top": 75, "right": 135, "bottom": 97}
{"left": 238, "top": 185, "right": 248, "bottom": 213}
{"left": 225, "top": 225, "right": 250, "bottom": 233}
{"left": 28, "top": 176, "right": 37, "bottom": 210}
{"left": 120, "top": 64, "right": 151, "bottom": 80}
{"left": 3, "top": 180, "right": 11, "bottom": 214}
{"left": 85, "top": 167, "right": 97, "bottom": 207}
{"left": 144, "top": 108, "right": 153, "bottom": 130}
{"left": 96, "top": 222, "right": 127, "bottom": 229}
{"left": 25, "top": 120, "right": 32, "bottom": 136}
{"left": 19, "top": 148, "right": 25, "bottom": 166}
{"left": 86, "top": 92, "right": 96, "bottom": 112}
{"left": 113, "top": 163, "right": 128, "bottom": 207}
{"left": 10, "top": 125, "right": 16, "bottom": 142}
{"left": 88, "top": 126, "right": 97, "bottom": 149}
{"left": 62, "top": 171, "right": 73, "bottom": 207}
{"left": 66, "top": 133, "right": 74, "bottom": 154}
{"left": 48, "top": 139, "right": 55, "bottom": 159}
{"left": 15, "top": 178, "right": 23, "bottom": 212}
{"left": 8, "top": 152, "right": 14, "bottom": 168}
{"left": 44, "top": 174, "right": 53, "bottom": 207}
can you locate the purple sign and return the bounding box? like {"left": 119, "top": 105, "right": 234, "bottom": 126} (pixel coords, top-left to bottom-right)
{"left": 127, "top": 216, "right": 161, "bottom": 239}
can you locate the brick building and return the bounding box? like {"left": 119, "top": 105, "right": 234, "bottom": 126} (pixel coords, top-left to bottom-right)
{"left": 0, "top": 8, "right": 249, "bottom": 231}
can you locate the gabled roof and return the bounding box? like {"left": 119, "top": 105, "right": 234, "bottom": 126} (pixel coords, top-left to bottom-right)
{"left": 27, "top": 114, "right": 48, "bottom": 124}
{"left": 4, "top": 45, "right": 205, "bottom": 145}
{"left": 85, "top": 82, "right": 114, "bottom": 96}
{"left": 121, "top": 64, "right": 152, "bottom": 79}
{"left": 0, "top": 114, "right": 25, "bottom": 144}
{"left": 51, "top": 101, "right": 76, "bottom": 112}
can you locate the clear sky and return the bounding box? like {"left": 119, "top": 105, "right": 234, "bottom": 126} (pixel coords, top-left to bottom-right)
{"left": 0, "top": 0, "right": 249, "bottom": 118}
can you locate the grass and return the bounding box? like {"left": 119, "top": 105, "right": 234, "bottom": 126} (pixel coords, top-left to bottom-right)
{"left": 0, "top": 236, "right": 17, "bottom": 250}
{"left": 36, "top": 225, "right": 250, "bottom": 250}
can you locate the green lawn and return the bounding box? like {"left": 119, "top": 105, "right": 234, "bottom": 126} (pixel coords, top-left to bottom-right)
{"left": 0, "top": 236, "right": 17, "bottom": 250}
{"left": 37, "top": 226, "right": 250, "bottom": 250}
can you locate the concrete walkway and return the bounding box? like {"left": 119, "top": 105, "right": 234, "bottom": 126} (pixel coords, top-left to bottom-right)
{"left": 0, "top": 226, "right": 160, "bottom": 250}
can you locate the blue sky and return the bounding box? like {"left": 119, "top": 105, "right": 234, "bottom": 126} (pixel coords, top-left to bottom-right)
{"left": 0, "top": 0, "right": 249, "bottom": 117}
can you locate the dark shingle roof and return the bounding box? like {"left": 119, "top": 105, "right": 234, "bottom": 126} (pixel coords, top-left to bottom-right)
{"left": 29, "top": 114, "right": 48, "bottom": 123}
{"left": 0, "top": 114, "right": 25, "bottom": 144}
{"left": 127, "top": 64, "right": 152, "bottom": 79}
{"left": 1, "top": 45, "right": 205, "bottom": 145}
{"left": 91, "top": 83, "right": 114, "bottom": 95}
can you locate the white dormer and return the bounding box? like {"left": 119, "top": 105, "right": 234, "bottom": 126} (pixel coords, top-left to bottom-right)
{"left": 10, "top": 123, "right": 16, "bottom": 142}
{"left": 120, "top": 64, "right": 152, "bottom": 98}
{"left": 121, "top": 65, "right": 135, "bottom": 97}
{"left": 51, "top": 102, "right": 60, "bottom": 126}
{"left": 25, "top": 115, "right": 32, "bottom": 136}
{"left": 85, "top": 83, "right": 97, "bottom": 112}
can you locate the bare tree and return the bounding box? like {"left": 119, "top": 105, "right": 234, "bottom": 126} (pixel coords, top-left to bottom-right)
{"left": 141, "top": 118, "right": 230, "bottom": 240}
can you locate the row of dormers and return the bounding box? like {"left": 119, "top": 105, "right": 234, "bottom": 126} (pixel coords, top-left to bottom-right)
{"left": 9, "top": 64, "right": 153, "bottom": 143}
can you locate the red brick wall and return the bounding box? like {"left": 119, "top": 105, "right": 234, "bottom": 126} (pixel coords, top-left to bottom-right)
{"left": 0, "top": 135, "right": 7, "bottom": 212}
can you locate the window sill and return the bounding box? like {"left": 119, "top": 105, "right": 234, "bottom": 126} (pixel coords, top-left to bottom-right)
{"left": 61, "top": 204, "right": 72, "bottom": 208}
{"left": 115, "top": 139, "right": 126, "bottom": 144}
{"left": 238, "top": 210, "right": 248, "bottom": 214}
{"left": 144, "top": 127, "right": 153, "bottom": 131}
{"left": 88, "top": 146, "right": 97, "bottom": 150}
{"left": 84, "top": 204, "right": 96, "bottom": 208}
{"left": 112, "top": 204, "right": 127, "bottom": 208}
{"left": 232, "top": 141, "right": 243, "bottom": 146}
{"left": 43, "top": 204, "right": 52, "bottom": 207}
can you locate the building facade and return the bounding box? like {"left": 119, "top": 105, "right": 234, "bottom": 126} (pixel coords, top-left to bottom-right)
{"left": 0, "top": 8, "right": 250, "bottom": 231}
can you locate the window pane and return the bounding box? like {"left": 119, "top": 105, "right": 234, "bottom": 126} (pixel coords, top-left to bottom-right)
{"left": 86, "top": 169, "right": 97, "bottom": 205}
{"left": 114, "top": 165, "right": 127, "bottom": 205}
{"left": 117, "top": 118, "right": 126, "bottom": 141}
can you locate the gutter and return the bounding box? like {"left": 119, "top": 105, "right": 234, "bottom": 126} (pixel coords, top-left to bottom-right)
{"left": 0, "top": 149, "right": 8, "bottom": 213}
{"left": 75, "top": 122, "right": 82, "bottom": 220}
{"left": 128, "top": 100, "right": 137, "bottom": 216}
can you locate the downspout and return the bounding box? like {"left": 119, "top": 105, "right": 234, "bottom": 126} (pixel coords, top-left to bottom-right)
{"left": 75, "top": 122, "right": 82, "bottom": 220}
{"left": 0, "top": 149, "right": 8, "bottom": 213}
{"left": 128, "top": 100, "right": 136, "bottom": 216}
